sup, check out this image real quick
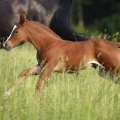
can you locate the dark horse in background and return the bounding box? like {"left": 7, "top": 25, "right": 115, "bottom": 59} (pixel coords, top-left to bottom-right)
{"left": 0, "top": 0, "right": 89, "bottom": 48}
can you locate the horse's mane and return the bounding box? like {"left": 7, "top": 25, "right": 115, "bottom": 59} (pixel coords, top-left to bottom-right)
{"left": 26, "top": 21, "right": 62, "bottom": 39}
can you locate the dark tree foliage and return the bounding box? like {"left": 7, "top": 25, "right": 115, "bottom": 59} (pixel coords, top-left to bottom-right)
{"left": 72, "top": 0, "right": 120, "bottom": 35}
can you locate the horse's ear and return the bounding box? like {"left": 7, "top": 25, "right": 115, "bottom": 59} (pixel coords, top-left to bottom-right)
{"left": 19, "top": 14, "right": 28, "bottom": 25}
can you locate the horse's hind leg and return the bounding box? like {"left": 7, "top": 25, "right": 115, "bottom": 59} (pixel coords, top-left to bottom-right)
{"left": 97, "top": 66, "right": 118, "bottom": 82}
{"left": 98, "top": 66, "right": 114, "bottom": 80}
{"left": 3, "top": 64, "right": 41, "bottom": 100}
{"left": 112, "top": 74, "right": 120, "bottom": 84}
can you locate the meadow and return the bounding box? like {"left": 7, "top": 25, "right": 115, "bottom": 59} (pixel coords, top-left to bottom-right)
{"left": 0, "top": 41, "right": 120, "bottom": 120}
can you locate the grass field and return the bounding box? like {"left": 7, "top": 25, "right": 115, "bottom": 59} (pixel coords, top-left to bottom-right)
{"left": 0, "top": 43, "right": 120, "bottom": 120}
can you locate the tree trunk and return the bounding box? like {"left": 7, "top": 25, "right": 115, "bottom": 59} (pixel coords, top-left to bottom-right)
{"left": 78, "top": 5, "right": 84, "bottom": 27}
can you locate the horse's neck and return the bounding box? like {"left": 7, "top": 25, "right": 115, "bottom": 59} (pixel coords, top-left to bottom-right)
{"left": 25, "top": 22, "right": 61, "bottom": 51}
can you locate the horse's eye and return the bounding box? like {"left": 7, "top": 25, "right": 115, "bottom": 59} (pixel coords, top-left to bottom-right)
{"left": 15, "top": 31, "right": 19, "bottom": 34}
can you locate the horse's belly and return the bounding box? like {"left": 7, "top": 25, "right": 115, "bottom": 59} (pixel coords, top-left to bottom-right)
{"left": 54, "top": 60, "right": 93, "bottom": 73}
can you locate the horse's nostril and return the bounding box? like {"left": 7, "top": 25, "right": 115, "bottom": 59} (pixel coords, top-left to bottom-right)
{"left": 3, "top": 42, "right": 11, "bottom": 51}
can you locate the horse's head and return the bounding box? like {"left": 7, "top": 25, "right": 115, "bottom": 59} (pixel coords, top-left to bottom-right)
{"left": 3, "top": 14, "right": 28, "bottom": 51}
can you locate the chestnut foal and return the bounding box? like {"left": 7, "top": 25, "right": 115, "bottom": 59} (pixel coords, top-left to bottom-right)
{"left": 3, "top": 14, "right": 120, "bottom": 102}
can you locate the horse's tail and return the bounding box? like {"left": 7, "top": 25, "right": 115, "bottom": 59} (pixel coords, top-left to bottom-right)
{"left": 50, "top": 0, "right": 90, "bottom": 41}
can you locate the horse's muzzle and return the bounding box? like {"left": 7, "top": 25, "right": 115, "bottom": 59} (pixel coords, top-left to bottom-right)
{"left": 3, "top": 42, "right": 12, "bottom": 51}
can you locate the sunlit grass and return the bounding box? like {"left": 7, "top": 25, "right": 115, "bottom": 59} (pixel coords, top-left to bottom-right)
{"left": 73, "top": 25, "right": 101, "bottom": 38}
{"left": 0, "top": 42, "right": 120, "bottom": 120}
{"left": 73, "top": 25, "right": 120, "bottom": 42}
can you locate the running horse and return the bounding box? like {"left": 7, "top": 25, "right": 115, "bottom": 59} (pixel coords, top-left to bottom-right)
{"left": 3, "top": 14, "right": 120, "bottom": 102}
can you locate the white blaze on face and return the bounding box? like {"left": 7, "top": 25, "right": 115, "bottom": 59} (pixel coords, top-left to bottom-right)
{"left": 6, "top": 25, "right": 17, "bottom": 41}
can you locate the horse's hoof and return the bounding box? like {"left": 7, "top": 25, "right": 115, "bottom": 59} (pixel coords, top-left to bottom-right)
{"left": 3, "top": 92, "right": 11, "bottom": 100}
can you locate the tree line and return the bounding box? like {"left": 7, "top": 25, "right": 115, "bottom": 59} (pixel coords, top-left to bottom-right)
{"left": 72, "top": 0, "right": 120, "bottom": 36}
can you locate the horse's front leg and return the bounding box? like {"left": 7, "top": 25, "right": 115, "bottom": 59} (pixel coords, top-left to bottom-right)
{"left": 3, "top": 64, "right": 41, "bottom": 100}
{"left": 34, "top": 63, "right": 56, "bottom": 103}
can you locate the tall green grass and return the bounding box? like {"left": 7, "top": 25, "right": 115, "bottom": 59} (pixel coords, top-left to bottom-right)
{"left": 0, "top": 43, "right": 120, "bottom": 120}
